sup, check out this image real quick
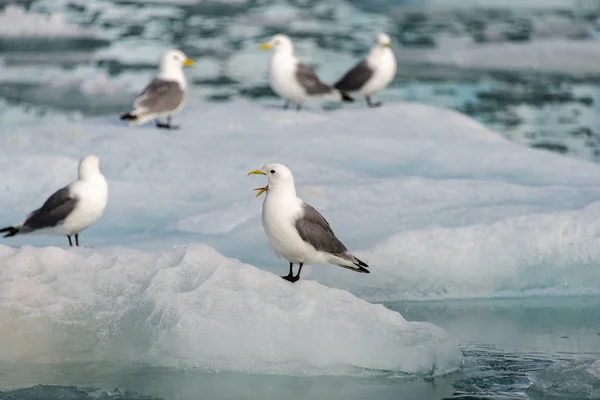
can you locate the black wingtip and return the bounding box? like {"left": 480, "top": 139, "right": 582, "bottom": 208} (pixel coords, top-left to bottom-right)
{"left": 0, "top": 226, "right": 19, "bottom": 238}
{"left": 354, "top": 257, "right": 370, "bottom": 273}
{"left": 120, "top": 112, "right": 137, "bottom": 121}
{"left": 340, "top": 91, "right": 354, "bottom": 102}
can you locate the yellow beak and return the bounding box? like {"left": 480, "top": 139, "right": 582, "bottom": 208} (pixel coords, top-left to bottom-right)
{"left": 383, "top": 43, "right": 391, "bottom": 48}
{"left": 184, "top": 58, "right": 195, "bottom": 66}
{"left": 247, "top": 169, "right": 266, "bottom": 176}
{"left": 248, "top": 169, "right": 268, "bottom": 197}
{"left": 260, "top": 43, "right": 272, "bottom": 50}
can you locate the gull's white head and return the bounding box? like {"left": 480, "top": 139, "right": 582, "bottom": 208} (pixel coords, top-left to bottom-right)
{"left": 260, "top": 34, "right": 294, "bottom": 54}
{"left": 159, "top": 49, "right": 194, "bottom": 73}
{"left": 78, "top": 154, "right": 102, "bottom": 180}
{"left": 247, "top": 163, "right": 295, "bottom": 197}
{"left": 374, "top": 32, "right": 392, "bottom": 48}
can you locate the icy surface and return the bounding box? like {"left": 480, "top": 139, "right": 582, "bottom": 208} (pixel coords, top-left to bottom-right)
{"left": 0, "top": 243, "right": 461, "bottom": 376}
{"left": 2, "top": 102, "right": 600, "bottom": 302}
{"left": 404, "top": 39, "right": 600, "bottom": 76}
{"left": 0, "top": 5, "right": 98, "bottom": 38}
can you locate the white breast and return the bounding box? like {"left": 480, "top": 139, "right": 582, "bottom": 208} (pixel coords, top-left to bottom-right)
{"left": 361, "top": 49, "right": 397, "bottom": 96}
{"left": 63, "top": 176, "right": 108, "bottom": 235}
{"left": 262, "top": 194, "right": 315, "bottom": 263}
{"left": 268, "top": 53, "right": 308, "bottom": 104}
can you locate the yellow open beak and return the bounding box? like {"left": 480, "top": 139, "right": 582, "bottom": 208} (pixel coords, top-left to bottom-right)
{"left": 260, "top": 43, "right": 272, "bottom": 50}
{"left": 184, "top": 58, "right": 195, "bottom": 66}
{"left": 248, "top": 169, "right": 268, "bottom": 197}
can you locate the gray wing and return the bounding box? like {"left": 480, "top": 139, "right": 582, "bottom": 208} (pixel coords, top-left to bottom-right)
{"left": 295, "top": 62, "right": 334, "bottom": 96}
{"left": 134, "top": 78, "right": 184, "bottom": 114}
{"left": 295, "top": 203, "right": 347, "bottom": 254}
{"left": 334, "top": 59, "right": 373, "bottom": 92}
{"left": 22, "top": 186, "right": 77, "bottom": 231}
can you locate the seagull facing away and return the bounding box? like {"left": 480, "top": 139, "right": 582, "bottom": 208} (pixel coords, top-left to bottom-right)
{"left": 120, "top": 49, "right": 194, "bottom": 129}
{"left": 260, "top": 34, "right": 354, "bottom": 110}
{"left": 248, "top": 163, "right": 369, "bottom": 283}
{"left": 334, "top": 32, "right": 397, "bottom": 108}
{"left": 0, "top": 155, "right": 108, "bottom": 247}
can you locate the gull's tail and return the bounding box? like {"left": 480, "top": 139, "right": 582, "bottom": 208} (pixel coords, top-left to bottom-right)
{"left": 332, "top": 253, "right": 370, "bottom": 273}
{"left": 119, "top": 112, "right": 138, "bottom": 121}
{"left": 339, "top": 90, "right": 354, "bottom": 103}
{"left": 0, "top": 226, "right": 20, "bottom": 238}
{"left": 119, "top": 111, "right": 154, "bottom": 126}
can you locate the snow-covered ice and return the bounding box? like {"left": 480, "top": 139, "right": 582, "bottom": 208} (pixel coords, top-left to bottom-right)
{"left": 2, "top": 101, "right": 600, "bottom": 304}
{"left": 0, "top": 243, "right": 461, "bottom": 376}
{"left": 402, "top": 39, "right": 600, "bottom": 76}
{"left": 0, "top": 5, "right": 99, "bottom": 39}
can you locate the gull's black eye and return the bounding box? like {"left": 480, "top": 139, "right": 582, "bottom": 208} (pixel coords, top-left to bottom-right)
{"left": 270, "top": 169, "right": 276, "bottom": 174}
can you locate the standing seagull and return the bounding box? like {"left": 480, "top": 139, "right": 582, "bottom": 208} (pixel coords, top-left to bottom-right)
{"left": 334, "top": 32, "right": 397, "bottom": 108}
{"left": 120, "top": 49, "right": 194, "bottom": 129}
{"left": 248, "top": 163, "right": 369, "bottom": 282}
{"left": 260, "top": 34, "right": 353, "bottom": 110}
{"left": 0, "top": 155, "right": 108, "bottom": 247}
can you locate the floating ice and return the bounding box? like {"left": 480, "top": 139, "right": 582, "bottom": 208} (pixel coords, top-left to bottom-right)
{"left": 2, "top": 101, "right": 600, "bottom": 302}
{"left": 0, "top": 243, "right": 461, "bottom": 377}
{"left": 0, "top": 5, "right": 98, "bottom": 39}
{"left": 403, "top": 39, "right": 600, "bottom": 76}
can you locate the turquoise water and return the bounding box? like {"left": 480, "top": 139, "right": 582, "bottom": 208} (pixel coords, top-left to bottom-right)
{"left": 1, "top": 297, "right": 598, "bottom": 399}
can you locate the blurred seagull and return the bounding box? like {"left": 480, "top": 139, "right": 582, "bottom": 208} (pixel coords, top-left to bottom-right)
{"left": 334, "top": 32, "right": 397, "bottom": 107}
{"left": 260, "top": 34, "right": 353, "bottom": 110}
{"left": 248, "top": 163, "right": 369, "bottom": 282}
{"left": 0, "top": 155, "right": 108, "bottom": 247}
{"left": 120, "top": 49, "right": 194, "bottom": 129}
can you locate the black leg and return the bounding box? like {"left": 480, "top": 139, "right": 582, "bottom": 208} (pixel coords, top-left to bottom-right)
{"left": 282, "top": 262, "right": 294, "bottom": 279}
{"left": 294, "top": 262, "right": 304, "bottom": 280}
{"left": 366, "top": 96, "right": 382, "bottom": 108}
{"left": 282, "top": 262, "right": 302, "bottom": 283}
{"left": 283, "top": 99, "right": 290, "bottom": 110}
{"left": 155, "top": 116, "right": 180, "bottom": 130}
{"left": 75, "top": 234, "right": 79, "bottom": 247}
{"left": 67, "top": 235, "right": 72, "bottom": 247}
{"left": 282, "top": 262, "right": 300, "bottom": 282}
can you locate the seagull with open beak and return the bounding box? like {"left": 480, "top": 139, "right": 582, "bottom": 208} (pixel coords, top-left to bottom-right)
{"left": 248, "top": 164, "right": 369, "bottom": 283}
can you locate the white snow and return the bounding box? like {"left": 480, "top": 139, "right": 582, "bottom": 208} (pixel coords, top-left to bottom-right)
{"left": 2, "top": 101, "right": 600, "bottom": 304}
{"left": 0, "top": 243, "right": 461, "bottom": 376}
{"left": 0, "top": 5, "right": 98, "bottom": 38}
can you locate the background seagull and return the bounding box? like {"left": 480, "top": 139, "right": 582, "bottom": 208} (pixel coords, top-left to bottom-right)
{"left": 260, "top": 34, "right": 353, "bottom": 110}
{"left": 120, "top": 49, "right": 194, "bottom": 129}
{"left": 0, "top": 155, "right": 108, "bottom": 247}
{"left": 248, "top": 163, "right": 369, "bottom": 282}
{"left": 334, "top": 32, "right": 397, "bottom": 107}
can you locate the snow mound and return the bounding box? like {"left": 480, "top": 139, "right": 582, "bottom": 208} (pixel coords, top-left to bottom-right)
{"left": 0, "top": 243, "right": 462, "bottom": 377}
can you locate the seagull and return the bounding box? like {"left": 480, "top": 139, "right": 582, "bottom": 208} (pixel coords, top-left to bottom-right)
{"left": 120, "top": 49, "right": 194, "bottom": 129}
{"left": 0, "top": 155, "right": 108, "bottom": 247}
{"left": 260, "top": 34, "right": 354, "bottom": 110}
{"left": 248, "top": 163, "right": 369, "bottom": 282}
{"left": 334, "top": 32, "right": 397, "bottom": 108}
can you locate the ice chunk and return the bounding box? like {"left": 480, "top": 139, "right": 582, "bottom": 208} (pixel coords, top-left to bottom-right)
{"left": 403, "top": 39, "right": 600, "bottom": 76}
{"left": 0, "top": 5, "right": 98, "bottom": 38}
{"left": 2, "top": 101, "right": 600, "bottom": 302}
{"left": 0, "top": 244, "right": 462, "bottom": 377}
